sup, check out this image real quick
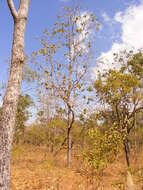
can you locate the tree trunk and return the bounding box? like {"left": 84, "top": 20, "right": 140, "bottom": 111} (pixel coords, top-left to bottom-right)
{"left": 0, "top": 1, "right": 30, "bottom": 189}
{"left": 127, "top": 170, "right": 135, "bottom": 190}
{"left": 124, "top": 141, "right": 135, "bottom": 190}
{"left": 67, "top": 127, "right": 72, "bottom": 166}
{"left": 134, "top": 112, "right": 137, "bottom": 162}
{"left": 67, "top": 107, "right": 74, "bottom": 167}
{"left": 124, "top": 139, "right": 130, "bottom": 167}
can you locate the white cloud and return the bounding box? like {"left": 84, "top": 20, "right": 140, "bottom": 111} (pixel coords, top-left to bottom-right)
{"left": 115, "top": 2, "right": 143, "bottom": 49}
{"left": 91, "top": 43, "right": 123, "bottom": 79}
{"left": 92, "top": 1, "right": 143, "bottom": 78}
{"left": 114, "top": 11, "right": 122, "bottom": 22}
{"left": 102, "top": 12, "right": 111, "bottom": 22}
{"left": 91, "top": 43, "right": 135, "bottom": 80}
{"left": 0, "top": 101, "right": 2, "bottom": 107}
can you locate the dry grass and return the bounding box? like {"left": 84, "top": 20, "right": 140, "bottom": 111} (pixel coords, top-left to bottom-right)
{"left": 11, "top": 145, "right": 143, "bottom": 190}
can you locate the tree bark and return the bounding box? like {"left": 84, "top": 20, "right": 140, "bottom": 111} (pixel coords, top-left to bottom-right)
{"left": 134, "top": 112, "right": 137, "bottom": 162}
{"left": 127, "top": 170, "right": 135, "bottom": 190}
{"left": 124, "top": 139, "right": 135, "bottom": 189}
{"left": 124, "top": 139, "right": 130, "bottom": 167}
{"left": 0, "top": 1, "right": 30, "bottom": 189}
{"left": 67, "top": 127, "right": 72, "bottom": 166}
{"left": 67, "top": 108, "right": 74, "bottom": 167}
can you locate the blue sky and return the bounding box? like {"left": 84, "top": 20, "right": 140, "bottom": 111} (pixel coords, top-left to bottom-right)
{"left": 0, "top": 0, "right": 142, "bottom": 101}
{"left": 1, "top": 0, "right": 143, "bottom": 122}
{"left": 0, "top": 0, "right": 140, "bottom": 82}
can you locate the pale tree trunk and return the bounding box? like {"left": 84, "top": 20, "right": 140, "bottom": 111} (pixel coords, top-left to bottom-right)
{"left": 127, "top": 170, "right": 135, "bottom": 190}
{"left": 124, "top": 141, "right": 135, "bottom": 189}
{"left": 124, "top": 139, "right": 135, "bottom": 190}
{"left": 0, "top": 1, "right": 30, "bottom": 189}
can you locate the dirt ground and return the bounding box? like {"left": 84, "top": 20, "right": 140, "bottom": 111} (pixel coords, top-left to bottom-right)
{"left": 11, "top": 145, "right": 143, "bottom": 190}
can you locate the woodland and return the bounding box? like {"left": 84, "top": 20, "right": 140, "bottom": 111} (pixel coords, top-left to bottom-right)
{"left": 0, "top": 1, "right": 143, "bottom": 190}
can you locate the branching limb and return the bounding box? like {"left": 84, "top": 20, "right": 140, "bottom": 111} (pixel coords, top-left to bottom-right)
{"left": 129, "top": 106, "right": 143, "bottom": 119}
{"left": 7, "top": 0, "right": 18, "bottom": 19}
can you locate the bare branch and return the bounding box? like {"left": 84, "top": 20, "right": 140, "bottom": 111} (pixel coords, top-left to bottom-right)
{"left": 129, "top": 105, "right": 143, "bottom": 119}
{"left": 7, "top": 0, "right": 18, "bottom": 19}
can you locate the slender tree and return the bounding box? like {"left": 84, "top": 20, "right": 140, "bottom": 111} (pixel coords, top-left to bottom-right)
{"left": 35, "top": 6, "right": 95, "bottom": 166}
{"left": 94, "top": 52, "right": 143, "bottom": 190}
{"left": 95, "top": 69, "right": 143, "bottom": 167}
{"left": 0, "top": 1, "right": 30, "bottom": 189}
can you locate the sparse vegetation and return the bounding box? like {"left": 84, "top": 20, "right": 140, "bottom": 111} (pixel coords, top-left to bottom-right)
{"left": 0, "top": 1, "right": 143, "bottom": 190}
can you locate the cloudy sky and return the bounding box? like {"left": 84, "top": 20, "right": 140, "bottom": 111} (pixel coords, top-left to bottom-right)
{"left": 93, "top": 0, "right": 143, "bottom": 76}
{"left": 0, "top": 0, "right": 143, "bottom": 88}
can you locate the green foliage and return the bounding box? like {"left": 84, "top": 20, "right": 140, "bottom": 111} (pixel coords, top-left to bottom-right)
{"left": 24, "top": 118, "right": 67, "bottom": 151}
{"left": 95, "top": 70, "right": 139, "bottom": 105}
{"left": 24, "top": 125, "right": 47, "bottom": 146}
{"left": 83, "top": 125, "right": 123, "bottom": 172}
{"left": 14, "top": 94, "right": 33, "bottom": 143}
{"left": 127, "top": 52, "right": 143, "bottom": 79}
{"left": 46, "top": 118, "right": 67, "bottom": 151}
{"left": 94, "top": 52, "right": 143, "bottom": 168}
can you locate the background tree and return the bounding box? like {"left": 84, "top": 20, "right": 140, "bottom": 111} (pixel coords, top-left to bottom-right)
{"left": 94, "top": 52, "right": 143, "bottom": 189}
{"left": 34, "top": 6, "right": 96, "bottom": 166}
{"left": 14, "top": 94, "right": 33, "bottom": 144}
{"left": 95, "top": 69, "right": 143, "bottom": 166}
{"left": 0, "top": 1, "right": 30, "bottom": 189}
